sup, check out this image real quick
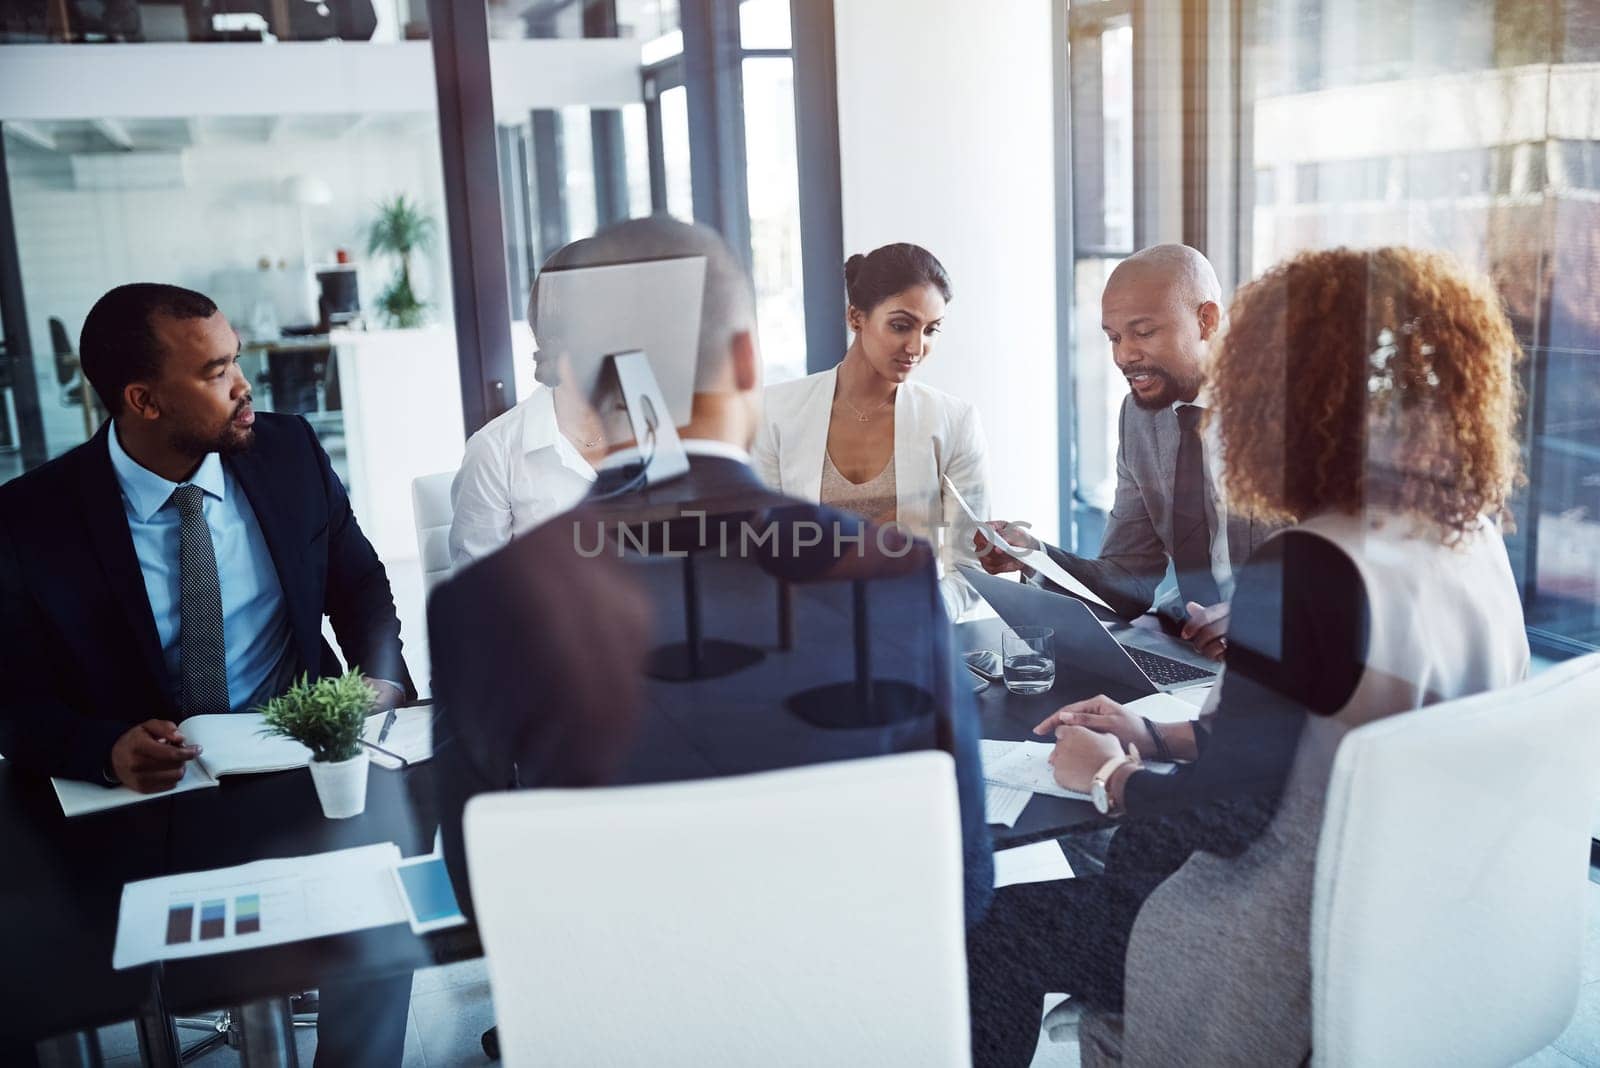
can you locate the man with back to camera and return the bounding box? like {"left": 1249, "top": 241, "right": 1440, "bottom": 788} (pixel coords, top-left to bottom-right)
{"left": 429, "top": 216, "right": 994, "bottom": 930}
{"left": 0, "top": 284, "right": 414, "bottom": 1066}
{"left": 978, "top": 244, "right": 1278, "bottom": 660}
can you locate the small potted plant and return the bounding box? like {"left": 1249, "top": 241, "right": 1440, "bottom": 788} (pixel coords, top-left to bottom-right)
{"left": 259, "top": 670, "right": 376, "bottom": 819}
{"left": 367, "top": 193, "right": 436, "bottom": 328}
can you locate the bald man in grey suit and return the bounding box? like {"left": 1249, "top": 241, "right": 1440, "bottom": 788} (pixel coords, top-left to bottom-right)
{"left": 980, "top": 245, "right": 1278, "bottom": 660}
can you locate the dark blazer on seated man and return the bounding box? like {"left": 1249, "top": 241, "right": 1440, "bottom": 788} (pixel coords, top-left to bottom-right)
{"left": 0, "top": 286, "right": 412, "bottom": 788}
{"left": 0, "top": 283, "right": 413, "bottom": 1068}
{"left": 0, "top": 411, "right": 412, "bottom": 783}
{"left": 432, "top": 447, "right": 996, "bottom": 925}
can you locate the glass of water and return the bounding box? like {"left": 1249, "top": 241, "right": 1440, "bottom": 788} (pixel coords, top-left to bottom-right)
{"left": 1001, "top": 626, "right": 1056, "bottom": 695}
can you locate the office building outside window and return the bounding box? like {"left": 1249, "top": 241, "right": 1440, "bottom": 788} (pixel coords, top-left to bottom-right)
{"left": 1246, "top": 0, "right": 1600, "bottom": 654}
{"left": 1060, "top": 0, "right": 1600, "bottom": 658}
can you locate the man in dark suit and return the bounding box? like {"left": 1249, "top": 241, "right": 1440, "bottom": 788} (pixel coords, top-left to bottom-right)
{"left": 0, "top": 283, "right": 413, "bottom": 1066}
{"left": 430, "top": 218, "right": 994, "bottom": 934}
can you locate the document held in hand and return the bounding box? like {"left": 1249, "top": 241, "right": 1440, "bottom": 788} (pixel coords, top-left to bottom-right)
{"left": 51, "top": 713, "right": 313, "bottom": 817}
{"left": 942, "top": 476, "right": 1113, "bottom": 611}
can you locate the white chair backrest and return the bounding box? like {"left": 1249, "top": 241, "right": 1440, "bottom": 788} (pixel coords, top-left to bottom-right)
{"left": 1311, "top": 653, "right": 1600, "bottom": 1067}
{"left": 410, "top": 471, "right": 455, "bottom": 595}
{"left": 465, "top": 751, "right": 972, "bottom": 1067}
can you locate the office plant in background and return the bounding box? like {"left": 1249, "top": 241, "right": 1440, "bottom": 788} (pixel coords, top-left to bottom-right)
{"left": 258, "top": 670, "right": 377, "bottom": 819}
{"left": 367, "top": 193, "right": 436, "bottom": 328}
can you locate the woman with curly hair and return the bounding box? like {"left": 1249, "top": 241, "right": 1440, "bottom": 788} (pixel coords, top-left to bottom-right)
{"left": 966, "top": 246, "right": 1531, "bottom": 1066}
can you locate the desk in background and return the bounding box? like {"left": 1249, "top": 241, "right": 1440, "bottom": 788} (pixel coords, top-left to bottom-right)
{"left": 243, "top": 336, "right": 338, "bottom": 417}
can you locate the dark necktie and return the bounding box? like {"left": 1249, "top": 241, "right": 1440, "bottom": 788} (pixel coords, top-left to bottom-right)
{"left": 170, "top": 483, "right": 230, "bottom": 716}
{"left": 1172, "top": 404, "right": 1222, "bottom": 610}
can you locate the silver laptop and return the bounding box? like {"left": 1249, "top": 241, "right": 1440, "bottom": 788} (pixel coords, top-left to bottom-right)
{"left": 958, "top": 565, "right": 1218, "bottom": 694}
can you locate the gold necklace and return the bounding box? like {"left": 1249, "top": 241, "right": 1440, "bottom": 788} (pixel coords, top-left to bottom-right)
{"left": 839, "top": 393, "right": 893, "bottom": 423}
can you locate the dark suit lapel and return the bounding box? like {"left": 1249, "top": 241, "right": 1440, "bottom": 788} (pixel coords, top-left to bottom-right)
{"left": 75, "top": 426, "right": 174, "bottom": 705}
{"left": 227, "top": 445, "right": 321, "bottom": 675}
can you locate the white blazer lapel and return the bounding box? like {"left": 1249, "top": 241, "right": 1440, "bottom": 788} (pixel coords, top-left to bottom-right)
{"left": 784, "top": 366, "right": 835, "bottom": 502}
{"left": 893, "top": 384, "right": 942, "bottom": 541}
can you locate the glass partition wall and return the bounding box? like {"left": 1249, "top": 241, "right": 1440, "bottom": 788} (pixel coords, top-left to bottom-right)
{"left": 1060, "top": 0, "right": 1600, "bottom": 660}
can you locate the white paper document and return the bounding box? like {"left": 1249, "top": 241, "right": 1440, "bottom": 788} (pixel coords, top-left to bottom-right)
{"left": 994, "top": 841, "right": 1076, "bottom": 888}
{"left": 980, "top": 739, "right": 1020, "bottom": 764}
{"left": 112, "top": 843, "right": 408, "bottom": 969}
{"left": 983, "top": 740, "right": 1091, "bottom": 800}
{"left": 943, "top": 476, "right": 1112, "bottom": 611}
{"left": 53, "top": 713, "right": 313, "bottom": 818}
{"left": 362, "top": 705, "right": 434, "bottom": 770}
{"left": 1168, "top": 684, "right": 1215, "bottom": 710}
{"left": 1125, "top": 691, "right": 1204, "bottom": 723}
{"left": 985, "top": 782, "right": 1031, "bottom": 827}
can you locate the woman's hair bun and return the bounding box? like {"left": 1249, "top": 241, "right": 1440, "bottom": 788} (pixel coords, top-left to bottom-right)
{"left": 843, "top": 253, "right": 867, "bottom": 288}
{"left": 843, "top": 244, "right": 952, "bottom": 313}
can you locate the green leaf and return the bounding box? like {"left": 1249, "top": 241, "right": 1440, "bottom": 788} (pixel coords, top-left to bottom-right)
{"left": 255, "top": 669, "right": 376, "bottom": 763}
{"left": 368, "top": 193, "right": 436, "bottom": 327}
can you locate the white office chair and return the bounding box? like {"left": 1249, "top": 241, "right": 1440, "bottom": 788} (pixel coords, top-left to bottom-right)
{"left": 464, "top": 752, "right": 973, "bottom": 1067}
{"left": 410, "top": 471, "right": 456, "bottom": 596}
{"left": 1309, "top": 652, "right": 1600, "bottom": 1066}
{"left": 1065, "top": 654, "right": 1600, "bottom": 1066}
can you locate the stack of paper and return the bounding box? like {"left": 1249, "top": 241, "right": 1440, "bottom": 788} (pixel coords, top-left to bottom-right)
{"left": 983, "top": 740, "right": 1092, "bottom": 800}
{"left": 985, "top": 782, "right": 1031, "bottom": 827}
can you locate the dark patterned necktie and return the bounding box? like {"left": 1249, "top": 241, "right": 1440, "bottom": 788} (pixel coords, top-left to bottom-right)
{"left": 170, "top": 483, "right": 230, "bottom": 716}
{"left": 1172, "top": 404, "right": 1222, "bottom": 610}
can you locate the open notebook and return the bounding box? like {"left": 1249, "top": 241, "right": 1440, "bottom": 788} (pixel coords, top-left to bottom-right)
{"left": 53, "top": 712, "right": 358, "bottom": 818}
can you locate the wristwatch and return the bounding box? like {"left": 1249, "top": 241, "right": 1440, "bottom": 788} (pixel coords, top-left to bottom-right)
{"left": 1091, "top": 744, "right": 1142, "bottom": 816}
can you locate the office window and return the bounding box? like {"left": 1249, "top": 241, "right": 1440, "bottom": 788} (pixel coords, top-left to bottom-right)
{"left": 659, "top": 85, "right": 696, "bottom": 220}
{"left": 739, "top": 0, "right": 791, "bottom": 49}
{"left": 1244, "top": 0, "right": 1600, "bottom": 653}
{"left": 1067, "top": 7, "right": 1136, "bottom": 535}
{"left": 738, "top": 0, "right": 806, "bottom": 384}
{"left": 485, "top": 0, "right": 658, "bottom": 399}
{"left": 1061, "top": 0, "right": 1600, "bottom": 654}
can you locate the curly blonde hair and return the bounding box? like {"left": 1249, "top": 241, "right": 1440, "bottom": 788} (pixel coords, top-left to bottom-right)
{"left": 1210, "top": 246, "right": 1523, "bottom": 539}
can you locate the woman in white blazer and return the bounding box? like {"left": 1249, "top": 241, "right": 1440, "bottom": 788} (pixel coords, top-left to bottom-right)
{"left": 752, "top": 243, "right": 989, "bottom": 620}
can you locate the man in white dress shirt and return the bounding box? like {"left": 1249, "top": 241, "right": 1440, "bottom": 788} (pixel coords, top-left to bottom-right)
{"left": 980, "top": 245, "right": 1278, "bottom": 659}
{"left": 447, "top": 241, "right": 603, "bottom": 568}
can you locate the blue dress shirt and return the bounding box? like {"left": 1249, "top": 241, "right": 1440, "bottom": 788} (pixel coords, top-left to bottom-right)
{"left": 108, "top": 422, "right": 293, "bottom": 713}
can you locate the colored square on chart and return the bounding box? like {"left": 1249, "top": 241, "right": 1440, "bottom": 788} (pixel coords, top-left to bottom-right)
{"left": 165, "top": 904, "right": 195, "bottom": 945}
{"left": 234, "top": 894, "right": 261, "bottom": 935}
{"left": 198, "top": 899, "right": 227, "bottom": 940}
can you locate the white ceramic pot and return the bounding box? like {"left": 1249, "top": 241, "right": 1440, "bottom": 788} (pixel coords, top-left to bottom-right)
{"left": 308, "top": 752, "right": 369, "bottom": 819}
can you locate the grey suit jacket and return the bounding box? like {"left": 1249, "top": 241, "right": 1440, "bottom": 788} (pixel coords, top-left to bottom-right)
{"left": 1046, "top": 394, "right": 1279, "bottom": 620}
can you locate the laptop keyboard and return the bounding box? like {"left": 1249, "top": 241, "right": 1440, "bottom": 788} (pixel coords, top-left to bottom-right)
{"left": 1124, "top": 645, "right": 1218, "bottom": 686}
